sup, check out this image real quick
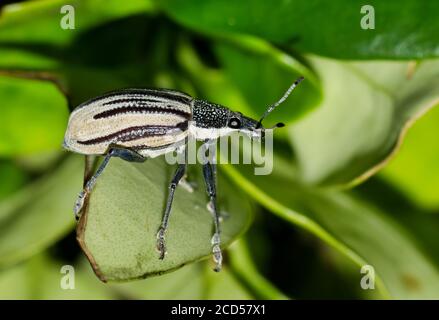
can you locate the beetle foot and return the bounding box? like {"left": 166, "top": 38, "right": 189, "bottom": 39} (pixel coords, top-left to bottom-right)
{"left": 156, "top": 227, "right": 167, "bottom": 260}
{"left": 74, "top": 190, "right": 87, "bottom": 220}
{"left": 211, "top": 233, "right": 222, "bottom": 272}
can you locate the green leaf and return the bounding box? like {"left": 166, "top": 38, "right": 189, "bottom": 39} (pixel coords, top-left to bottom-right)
{"left": 0, "top": 250, "right": 256, "bottom": 299}
{"left": 34, "top": 256, "right": 114, "bottom": 300}
{"left": 78, "top": 157, "right": 253, "bottom": 281}
{"left": 354, "top": 178, "right": 439, "bottom": 271}
{"left": 178, "top": 36, "right": 322, "bottom": 126}
{"left": 380, "top": 105, "right": 439, "bottom": 210}
{"left": 0, "top": 75, "right": 69, "bottom": 156}
{"left": 228, "top": 239, "right": 288, "bottom": 299}
{"left": 0, "top": 260, "right": 30, "bottom": 299}
{"left": 289, "top": 57, "right": 439, "bottom": 186}
{"left": 0, "top": 156, "right": 82, "bottom": 269}
{"left": 0, "top": 254, "right": 115, "bottom": 299}
{"left": 111, "top": 260, "right": 255, "bottom": 299}
{"left": 0, "top": 0, "right": 159, "bottom": 106}
{"left": 203, "top": 263, "right": 254, "bottom": 299}
{"left": 213, "top": 38, "right": 321, "bottom": 125}
{"left": 0, "top": 160, "right": 27, "bottom": 200}
{"left": 105, "top": 235, "right": 283, "bottom": 299}
{"left": 0, "top": 0, "right": 154, "bottom": 46}
{"left": 109, "top": 262, "right": 205, "bottom": 299}
{"left": 223, "top": 149, "right": 439, "bottom": 299}
{"left": 159, "top": 0, "right": 439, "bottom": 59}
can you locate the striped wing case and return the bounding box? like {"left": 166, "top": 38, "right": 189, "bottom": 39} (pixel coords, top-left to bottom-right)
{"left": 63, "top": 89, "right": 193, "bottom": 157}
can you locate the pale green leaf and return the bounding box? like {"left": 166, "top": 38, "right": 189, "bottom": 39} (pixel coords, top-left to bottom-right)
{"left": 0, "top": 156, "right": 82, "bottom": 269}
{"left": 223, "top": 150, "right": 439, "bottom": 299}
{"left": 289, "top": 57, "right": 439, "bottom": 186}
{"left": 78, "top": 157, "right": 253, "bottom": 281}
{"left": 380, "top": 105, "right": 439, "bottom": 210}
{"left": 0, "top": 75, "right": 68, "bottom": 156}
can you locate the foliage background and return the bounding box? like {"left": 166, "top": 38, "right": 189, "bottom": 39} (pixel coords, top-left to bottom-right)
{"left": 0, "top": 0, "right": 439, "bottom": 299}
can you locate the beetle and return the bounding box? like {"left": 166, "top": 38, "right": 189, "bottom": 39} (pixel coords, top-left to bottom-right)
{"left": 63, "top": 76, "right": 304, "bottom": 272}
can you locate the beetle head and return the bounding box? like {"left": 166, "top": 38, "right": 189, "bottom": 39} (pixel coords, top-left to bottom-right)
{"left": 191, "top": 77, "right": 303, "bottom": 140}
{"left": 224, "top": 111, "right": 284, "bottom": 140}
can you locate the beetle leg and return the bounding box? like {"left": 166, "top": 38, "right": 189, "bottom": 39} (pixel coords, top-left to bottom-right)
{"left": 201, "top": 141, "right": 222, "bottom": 272}
{"left": 176, "top": 140, "right": 195, "bottom": 193}
{"left": 74, "top": 147, "right": 145, "bottom": 220}
{"left": 74, "top": 152, "right": 112, "bottom": 220}
{"left": 156, "top": 162, "right": 186, "bottom": 259}
{"left": 108, "top": 144, "right": 145, "bottom": 162}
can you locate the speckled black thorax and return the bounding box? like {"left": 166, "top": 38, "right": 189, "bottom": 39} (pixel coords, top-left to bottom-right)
{"left": 192, "top": 100, "right": 231, "bottom": 128}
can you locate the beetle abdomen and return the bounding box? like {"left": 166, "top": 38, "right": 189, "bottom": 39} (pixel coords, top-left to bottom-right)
{"left": 63, "top": 89, "right": 193, "bottom": 156}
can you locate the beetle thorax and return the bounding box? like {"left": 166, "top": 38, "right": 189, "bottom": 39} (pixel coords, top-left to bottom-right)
{"left": 189, "top": 100, "right": 235, "bottom": 140}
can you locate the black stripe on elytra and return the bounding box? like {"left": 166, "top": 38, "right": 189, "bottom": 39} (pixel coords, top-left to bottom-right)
{"left": 74, "top": 88, "right": 192, "bottom": 111}
{"left": 146, "top": 90, "right": 192, "bottom": 105}
{"left": 93, "top": 105, "right": 191, "bottom": 120}
{"left": 77, "top": 122, "right": 188, "bottom": 145}
{"left": 102, "top": 98, "right": 163, "bottom": 106}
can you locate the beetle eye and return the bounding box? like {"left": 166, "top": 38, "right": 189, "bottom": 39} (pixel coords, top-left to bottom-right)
{"left": 228, "top": 117, "right": 241, "bottom": 129}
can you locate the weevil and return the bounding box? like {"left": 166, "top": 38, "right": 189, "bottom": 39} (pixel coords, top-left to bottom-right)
{"left": 63, "top": 77, "right": 304, "bottom": 272}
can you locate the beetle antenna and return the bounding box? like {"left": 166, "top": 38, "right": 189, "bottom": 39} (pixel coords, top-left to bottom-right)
{"left": 256, "top": 76, "right": 304, "bottom": 128}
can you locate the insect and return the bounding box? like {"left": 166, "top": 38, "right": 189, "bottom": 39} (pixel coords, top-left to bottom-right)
{"left": 63, "top": 77, "right": 304, "bottom": 272}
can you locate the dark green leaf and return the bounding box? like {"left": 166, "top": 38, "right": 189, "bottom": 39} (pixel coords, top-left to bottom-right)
{"left": 160, "top": 0, "right": 439, "bottom": 59}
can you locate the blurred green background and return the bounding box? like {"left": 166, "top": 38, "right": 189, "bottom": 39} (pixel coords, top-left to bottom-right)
{"left": 0, "top": 0, "right": 439, "bottom": 299}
